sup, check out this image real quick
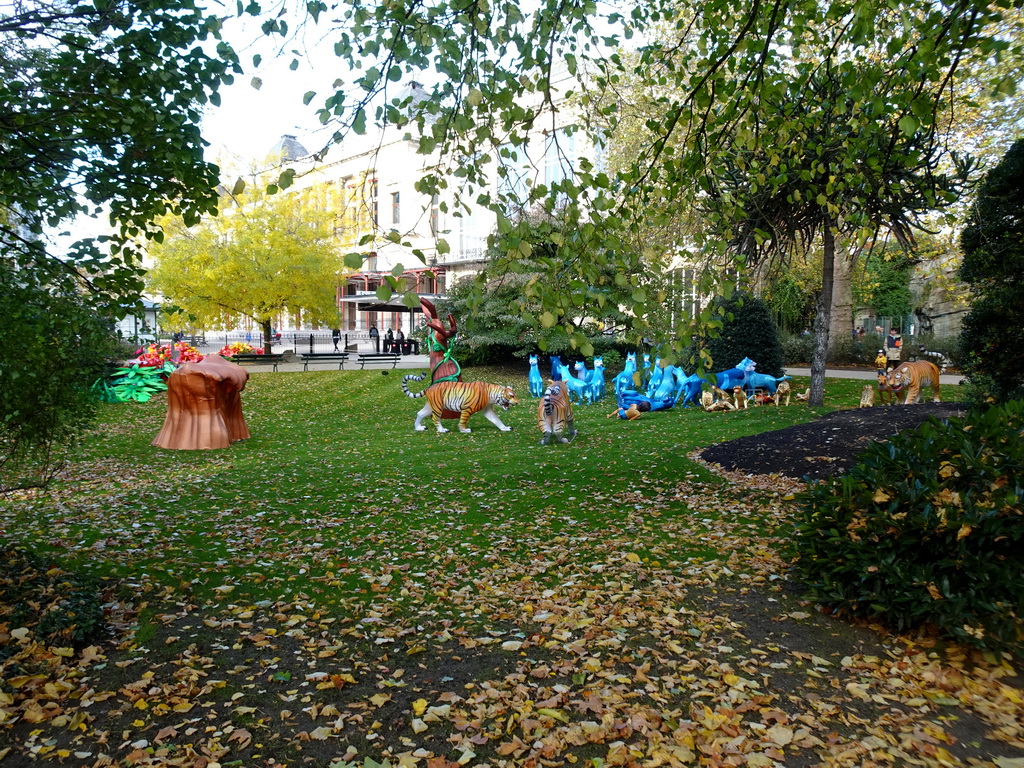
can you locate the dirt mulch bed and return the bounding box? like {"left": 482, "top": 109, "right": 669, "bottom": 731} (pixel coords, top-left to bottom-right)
{"left": 700, "top": 402, "right": 970, "bottom": 481}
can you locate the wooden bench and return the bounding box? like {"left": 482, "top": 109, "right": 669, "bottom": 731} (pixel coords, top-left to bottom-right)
{"left": 300, "top": 352, "right": 349, "bottom": 371}
{"left": 231, "top": 353, "right": 285, "bottom": 372}
{"left": 356, "top": 353, "right": 401, "bottom": 369}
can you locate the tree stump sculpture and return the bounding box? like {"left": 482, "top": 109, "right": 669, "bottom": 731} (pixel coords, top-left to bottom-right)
{"left": 152, "top": 355, "right": 250, "bottom": 450}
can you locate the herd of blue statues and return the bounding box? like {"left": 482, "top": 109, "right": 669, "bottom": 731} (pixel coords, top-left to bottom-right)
{"left": 528, "top": 353, "right": 791, "bottom": 416}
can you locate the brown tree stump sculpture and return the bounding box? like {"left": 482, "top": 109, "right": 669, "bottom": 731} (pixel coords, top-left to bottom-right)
{"left": 152, "top": 355, "right": 250, "bottom": 450}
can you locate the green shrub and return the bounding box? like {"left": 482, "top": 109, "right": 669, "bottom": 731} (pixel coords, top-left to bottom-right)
{"left": 786, "top": 400, "right": 1024, "bottom": 651}
{"left": 781, "top": 332, "right": 814, "bottom": 365}
{"left": 700, "top": 292, "right": 786, "bottom": 376}
{"left": 827, "top": 334, "right": 872, "bottom": 366}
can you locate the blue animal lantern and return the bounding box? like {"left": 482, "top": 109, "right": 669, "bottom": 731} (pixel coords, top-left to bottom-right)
{"left": 550, "top": 355, "right": 563, "bottom": 381}
{"left": 528, "top": 355, "right": 545, "bottom": 397}
{"left": 716, "top": 357, "right": 757, "bottom": 392}
{"left": 674, "top": 369, "right": 706, "bottom": 406}
{"left": 613, "top": 353, "right": 638, "bottom": 396}
{"left": 587, "top": 357, "right": 607, "bottom": 402}
{"left": 647, "top": 358, "right": 665, "bottom": 394}
{"left": 641, "top": 353, "right": 654, "bottom": 388}
{"left": 556, "top": 360, "right": 592, "bottom": 404}
{"left": 745, "top": 372, "right": 792, "bottom": 395}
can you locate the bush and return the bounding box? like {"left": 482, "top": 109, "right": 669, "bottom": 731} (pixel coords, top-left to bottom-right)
{"left": 786, "top": 400, "right": 1024, "bottom": 651}
{"left": 780, "top": 332, "right": 815, "bottom": 365}
{"left": 0, "top": 265, "right": 119, "bottom": 491}
{"left": 700, "top": 293, "right": 786, "bottom": 376}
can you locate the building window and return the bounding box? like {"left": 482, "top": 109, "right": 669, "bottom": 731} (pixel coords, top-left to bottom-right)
{"left": 544, "top": 127, "right": 577, "bottom": 188}
{"left": 429, "top": 194, "right": 439, "bottom": 236}
{"left": 370, "top": 180, "right": 378, "bottom": 226}
{"left": 392, "top": 192, "right": 400, "bottom": 225}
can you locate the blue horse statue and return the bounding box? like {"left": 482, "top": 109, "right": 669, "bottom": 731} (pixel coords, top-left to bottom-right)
{"left": 556, "top": 361, "right": 592, "bottom": 403}
{"left": 674, "top": 369, "right": 706, "bottom": 406}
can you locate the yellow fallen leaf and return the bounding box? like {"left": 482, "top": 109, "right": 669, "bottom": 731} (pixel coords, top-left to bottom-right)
{"left": 766, "top": 724, "right": 794, "bottom": 746}
{"left": 411, "top": 718, "right": 428, "bottom": 734}
{"left": 625, "top": 552, "right": 641, "bottom": 563}
{"left": 872, "top": 488, "right": 891, "bottom": 503}
{"left": 846, "top": 683, "right": 871, "bottom": 702}
{"left": 369, "top": 693, "right": 392, "bottom": 708}
{"left": 412, "top": 698, "right": 428, "bottom": 716}
{"left": 537, "top": 708, "right": 569, "bottom": 722}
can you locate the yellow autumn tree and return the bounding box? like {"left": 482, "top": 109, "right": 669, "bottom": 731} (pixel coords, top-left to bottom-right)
{"left": 148, "top": 179, "right": 345, "bottom": 353}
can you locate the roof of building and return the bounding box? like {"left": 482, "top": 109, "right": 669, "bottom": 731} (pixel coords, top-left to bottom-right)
{"left": 267, "top": 134, "right": 310, "bottom": 163}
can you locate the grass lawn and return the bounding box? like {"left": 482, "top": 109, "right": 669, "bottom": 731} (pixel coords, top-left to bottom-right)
{"left": 3, "top": 367, "right": 1021, "bottom": 768}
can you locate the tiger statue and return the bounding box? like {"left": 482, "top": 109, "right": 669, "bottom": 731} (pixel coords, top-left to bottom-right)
{"left": 886, "top": 360, "right": 942, "bottom": 405}
{"left": 402, "top": 374, "right": 518, "bottom": 433}
{"left": 538, "top": 380, "right": 577, "bottom": 444}
{"left": 876, "top": 371, "right": 897, "bottom": 405}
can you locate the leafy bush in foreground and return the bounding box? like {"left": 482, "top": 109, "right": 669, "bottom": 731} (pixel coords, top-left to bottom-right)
{"left": 786, "top": 400, "right": 1024, "bottom": 650}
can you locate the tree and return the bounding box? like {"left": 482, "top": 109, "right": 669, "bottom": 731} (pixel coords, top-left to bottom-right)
{"left": 439, "top": 207, "right": 635, "bottom": 360}
{"left": 958, "top": 139, "right": 1024, "bottom": 404}
{"left": 147, "top": 181, "right": 345, "bottom": 352}
{"left": 1, "top": 0, "right": 241, "bottom": 305}
{"left": 699, "top": 64, "right": 970, "bottom": 405}
{"left": 1, "top": 0, "right": 240, "bottom": 486}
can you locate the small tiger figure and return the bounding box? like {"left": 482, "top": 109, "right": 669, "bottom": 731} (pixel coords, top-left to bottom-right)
{"left": 403, "top": 374, "right": 518, "bottom": 433}
{"left": 538, "top": 380, "right": 577, "bottom": 444}
{"left": 876, "top": 371, "right": 896, "bottom": 405}
{"left": 859, "top": 384, "right": 875, "bottom": 408}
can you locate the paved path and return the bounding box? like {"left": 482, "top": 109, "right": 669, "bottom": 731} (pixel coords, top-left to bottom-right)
{"left": 785, "top": 367, "right": 964, "bottom": 386}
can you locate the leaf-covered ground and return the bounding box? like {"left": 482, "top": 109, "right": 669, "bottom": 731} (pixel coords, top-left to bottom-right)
{"left": 1, "top": 369, "right": 1021, "bottom": 767}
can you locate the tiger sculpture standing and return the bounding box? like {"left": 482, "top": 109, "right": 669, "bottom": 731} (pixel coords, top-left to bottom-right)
{"left": 886, "top": 360, "right": 942, "bottom": 405}
{"left": 538, "top": 380, "right": 577, "bottom": 444}
{"left": 402, "top": 374, "right": 518, "bottom": 433}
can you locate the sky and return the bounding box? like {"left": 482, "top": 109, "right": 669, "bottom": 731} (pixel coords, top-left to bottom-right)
{"left": 199, "top": 16, "right": 343, "bottom": 167}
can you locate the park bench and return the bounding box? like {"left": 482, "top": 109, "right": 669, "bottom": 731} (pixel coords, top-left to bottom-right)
{"left": 230, "top": 353, "right": 285, "bottom": 372}
{"left": 356, "top": 353, "right": 402, "bottom": 369}
{"left": 300, "top": 352, "right": 350, "bottom": 371}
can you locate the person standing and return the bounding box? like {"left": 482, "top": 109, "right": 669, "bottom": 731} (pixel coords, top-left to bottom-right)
{"left": 886, "top": 328, "right": 901, "bottom": 366}
{"left": 396, "top": 328, "right": 406, "bottom": 354}
{"left": 369, "top": 323, "right": 380, "bottom": 353}
{"left": 384, "top": 328, "right": 394, "bottom": 353}
{"left": 331, "top": 328, "right": 341, "bottom": 351}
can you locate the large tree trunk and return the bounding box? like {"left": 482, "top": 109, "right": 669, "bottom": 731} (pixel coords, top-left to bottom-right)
{"left": 809, "top": 220, "right": 836, "bottom": 407}
{"left": 261, "top": 319, "right": 273, "bottom": 355}
{"left": 829, "top": 245, "right": 856, "bottom": 343}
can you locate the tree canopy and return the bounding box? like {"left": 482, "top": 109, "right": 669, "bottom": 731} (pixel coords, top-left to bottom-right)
{"left": 147, "top": 181, "right": 345, "bottom": 351}
{"left": 253, "top": 0, "right": 1019, "bottom": 370}
{"left": 0, "top": 0, "right": 240, "bottom": 307}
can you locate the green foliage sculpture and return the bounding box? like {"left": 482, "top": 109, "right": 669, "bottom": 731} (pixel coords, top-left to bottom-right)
{"left": 958, "top": 139, "right": 1024, "bottom": 405}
